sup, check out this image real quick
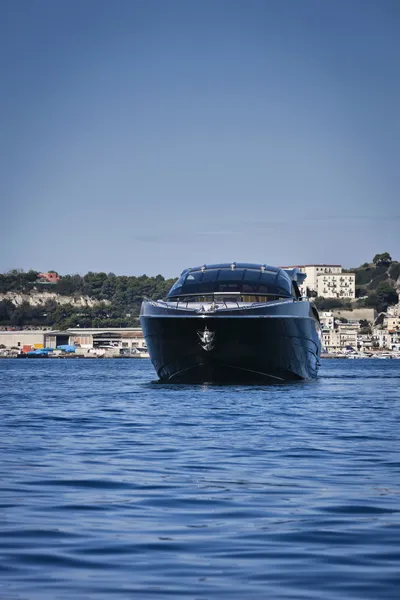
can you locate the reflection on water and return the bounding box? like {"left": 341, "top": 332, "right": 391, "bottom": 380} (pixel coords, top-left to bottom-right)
{"left": 0, "top": 358, "right": 400, "bottom": 599}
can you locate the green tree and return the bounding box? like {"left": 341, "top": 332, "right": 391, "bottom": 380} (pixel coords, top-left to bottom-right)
{"left": 313, "top": 297, "right": 352, "bottom": 311}
{"left": 389, "top": 262, "right": 400, "bottom": 281}
{"left": 372, "top": 252, "right": 392, "bottom": 265}
{"left": 375, "top": 281, "right": 398, "bottom": 311}
{"left": 360, "top": 291, "right": 378, "bottom": 309}
{"left": 100, "top": 274, "right": 117, "bottom": 300}
{"left": 359, "top": 319, "right": 372, "bottom": 335}
{"left": 0, "top": 299, "right": 14, "bottom": 324}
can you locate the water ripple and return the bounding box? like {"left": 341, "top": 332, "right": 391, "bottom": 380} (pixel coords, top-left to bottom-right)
{"left": 1, "top": 358, "right": 400, "bottom": 599}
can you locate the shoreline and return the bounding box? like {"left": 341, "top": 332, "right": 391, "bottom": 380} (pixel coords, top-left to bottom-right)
{"left": 0, "top": 354, "right": 150, "bottom": 359}
{"left": 1, "top": 354, "right": 399, "bottom": 360}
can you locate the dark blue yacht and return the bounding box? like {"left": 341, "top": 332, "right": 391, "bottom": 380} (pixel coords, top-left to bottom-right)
{"left": 140, "top": 263, "right": 321, "bottom": 383}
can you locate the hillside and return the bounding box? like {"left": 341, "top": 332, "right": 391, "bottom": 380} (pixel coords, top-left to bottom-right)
{"left": 315, "top": 254, "right": 399, "bottom": 313}
{"left": 0, "top": 270, "right": 176, "bottom": 329}
{"left": 1, "top": 256, "right": 398, "bottom": 328}
{"left": 0, "top": 291, "right": 110, "bottom": 308}
{"left": 352, "top": 262, "right": 400, "bottom": 297}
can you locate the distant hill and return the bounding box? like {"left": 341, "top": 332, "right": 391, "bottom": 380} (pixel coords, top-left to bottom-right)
{"left": 1, "top": 256, "right": 398, "bottom": 328}
{"left": 315, "top": 255, "right": 399, "bottom": 313}
{"left": 350, "top": 261, "right": 400, "bottom": 295}
{"left": 350, "top": 259, "right": 399, "bottom": 313}
{"left": 0, "top": 270, "right": 176, "bottom": 329}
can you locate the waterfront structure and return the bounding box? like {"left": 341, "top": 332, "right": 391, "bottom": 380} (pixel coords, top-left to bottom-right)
{"left": 48, "top": 328, "right": 146, "bottom": 351}
{"left": 0, "top": 330, "right": 46, "bottom": 350}
{"left": 322, "top": 323, "right": 359, "bottom": 353}
{"left": 0, "top": 328, "right": 146, "bottom": 353}
{"left": 389, "top": 331, "right": 400, "bottom": 351}
{"left": 338, "top": 323, "right": 359, "bottom": 349}
{"left": 357, "top": 334, "right": 374, "bottom": 351}
{"left": 371, "top": 310, "right": 400, "bottom": 351}
{"left": 44, "top": 331, "right": 71, "bottom": 348}
{"left": 141, "top": 263, "right": 321, "bottom": 382}
{"left": 372, "top": 327, "right": 400, "bottom": 351}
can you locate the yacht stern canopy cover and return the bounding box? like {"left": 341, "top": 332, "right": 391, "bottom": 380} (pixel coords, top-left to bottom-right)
{"left": 167, "top": 263, "right": 295, "bottom": 298}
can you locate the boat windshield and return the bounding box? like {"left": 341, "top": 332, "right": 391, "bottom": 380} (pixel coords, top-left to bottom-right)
{"left": 167, "top": 264, "right": 293, "bottom": 299}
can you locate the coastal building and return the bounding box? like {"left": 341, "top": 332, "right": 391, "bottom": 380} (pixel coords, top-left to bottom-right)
{"left": 303, "top": 265, "right": 342, "bottom": 292}
{"left": 67, "top": 327, "right": 146, "bottom": 351}
{"left": 338, "top": 323, "right": 359, "bottom": 349}
{"left": 389, "top": 331, "right": 400, "bottom": 351}
{"left": 373, "top": 328, "right": 392, "bottom": 350}
{"left": 0, "top": 330, "right": 46, "bottom": 350}
{"left": 320, "top": 312, "right": 335, "bottom": 330}
{"left": 322, "top": 330, "right": 337, "bottom": 352}
{"left": 322, "top": 323, "right": 359, "bottom": 353}
{"left": 37, "top": 271, "right": 60, "bottom": 284}
{"left": 44, "top": 331, "right": 72, "bottom": 348}
{"left": 387, "top": 303, "right": 400, "bottom": 317}
{"left": 0, "top": 328, "right": 146, "bottom": 353}
{"left": 280, "top": 265, "right": 341, "bottom": 292}
{"left": 386, "top": 316, "right": 400, "bottom": 331}
{"left": 357, "top": 334, "right": 374, "bottom": 351}
{"left": 373, "top": 327, "right": 400, "bottom": 351}
{"left": 316, "top": 272, "right": 355, "bottom": 299}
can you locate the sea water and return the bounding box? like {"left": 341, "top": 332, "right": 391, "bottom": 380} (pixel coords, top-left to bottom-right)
{"left": 1, "top": 358, "right": 399, "bottom": 599}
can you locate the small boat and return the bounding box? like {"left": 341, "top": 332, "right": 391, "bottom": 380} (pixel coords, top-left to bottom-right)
{"left": 140, "top": 263, "right": 321, "bottom": 383}
{"left": 375, "top": 352, "right": 395, "bottom": 359}
{"left": 135, "top": 347, "right": 150, "bottom": 358}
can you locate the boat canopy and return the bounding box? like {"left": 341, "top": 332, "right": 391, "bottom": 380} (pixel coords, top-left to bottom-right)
{"left": 281, "top": 268, "right": 307, "bottom": 286}
{"left": 167, "top": 263, "right": 294, "bottom": 298}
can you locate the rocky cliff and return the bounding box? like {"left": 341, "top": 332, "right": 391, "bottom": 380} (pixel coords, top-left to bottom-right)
{"left": 0, "top": 291, "right": 110, "bottom": 307}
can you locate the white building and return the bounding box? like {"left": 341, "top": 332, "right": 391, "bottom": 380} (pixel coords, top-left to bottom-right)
{"left": 387, "top": 303, "right": 400, "bottom": 317}
{"left": 390, "top": 331, "right": 400, "bottom": 351}
{"left": 322, "top": 323, "right": 359, "bottom": 353}
{"left": 305, "top": 265, "right": 342, "bottom": 291}
{"left": 320, "top": 312, "right": 335, "bottom": 330}
{"left": 292, "top": 265, "right": 342, "bottom": 292}
{"left": 322, "top": 329, "right": 339, "bottom": 352}
{"left": 338, "top": 323, "right": 359, "bottom": 349}
{"left": 373, "top": 324, "right": 400, "bottom": 351}
{"left": 357, "top": 334, "right": 374, "bottom": 351}
{"left": 316, "top": 273, "right": 355, "bottom": 299}
{"left": 66, "top": 328, "right": 146, "bottom": 351}
{"left": 386, "top": 316, "right": 400, "bottom": 331}
{"left": 373, "top": 328, "right": 397, "bottom": 350}
{"left": 280, "top": 264, "right": 355, "bottom": 298}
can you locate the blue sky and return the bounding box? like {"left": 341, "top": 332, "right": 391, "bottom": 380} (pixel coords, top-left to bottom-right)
{"left": 1, "top": 0, "right": 399, "bottom": 277}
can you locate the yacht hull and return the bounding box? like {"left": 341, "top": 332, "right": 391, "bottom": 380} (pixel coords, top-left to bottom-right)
{"left": 140, "top": 305, "right": 320, "bottom": 383}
